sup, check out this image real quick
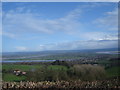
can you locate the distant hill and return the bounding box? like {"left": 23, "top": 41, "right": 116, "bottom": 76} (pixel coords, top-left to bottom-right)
{"left": 2, "top": 48, "right": 118, "bottom": 56}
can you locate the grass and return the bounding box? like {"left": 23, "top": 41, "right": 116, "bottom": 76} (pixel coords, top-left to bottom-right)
{"left": 2, "top": 64, "right": 69, "bottom": 81}
{"left": 2, "top": 64, "right": 68, "bottom": 81}
{"left": 97, "top": 60, "right": 120, "bottom": 78}
{"left": 47, "top": 65, "right": 68, "bottom": 71}
{"left": 2, "top": 64, "right": 42, "bottom": 71}
{"left": 2, "top": 64, "right": 42, "bottom": 81}
{"left": 2, "top": 64, "right": 120, "bottom": 82}
{"left": 106, "top": 66, "right": 120, "bottom": 78}
{"left": 97, "top": 60, "right": 111, "bottom": 65}
{"left": 3, "top": 73, "right": 26, "bottom": 81}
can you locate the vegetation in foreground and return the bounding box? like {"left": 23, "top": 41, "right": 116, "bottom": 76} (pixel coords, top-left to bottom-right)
{"left": 26, "top": 64, "right": 106, "bottom": 82}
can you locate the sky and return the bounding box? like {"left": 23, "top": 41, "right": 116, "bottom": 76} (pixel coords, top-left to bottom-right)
{"left": 2, "top": 2, "right": 118, "bottom": 52}
{"left": 1, "top": 0, "right": 120, "bottom": 2}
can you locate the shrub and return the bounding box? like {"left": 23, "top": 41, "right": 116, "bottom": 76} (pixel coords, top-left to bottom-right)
{"left": 68, "top": 64, "right": 106, "bottom": 81}
{"left": 26, "top": 66, "right": 69, "bottom": 81}
{"left": 26, "top": 64, "right": 106, "bottom": 82}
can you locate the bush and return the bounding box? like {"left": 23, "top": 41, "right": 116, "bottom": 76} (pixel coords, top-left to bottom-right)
{"left": 26, "top": 64, "right": 106, "bottom": 82}
{"left": 26, "top": 66, "right": 69, "bottom": 81}
{"left": 51, "top": 60, "right": 70, "bottom": 67}
{"left": 68, "top": 64, "right": 106, "bottom": 81}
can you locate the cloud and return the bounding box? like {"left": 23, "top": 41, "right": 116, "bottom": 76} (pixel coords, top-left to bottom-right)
{"left": 3, "top": 3, "right": 118, "bottom": 38}
{"left": 35, "top": 32, "right": 118, "bottom": 51}
{"left": 36, "top": 39, "right": 118, "bottom": 51}
{"left": 2, "top": 3, "right": 118, "bottom": 52}
{"left": 15, "top": 46, "right": 27, "bottom": 51}
{"left": 94, "top": 8, "right": 118, "bottom": 31}
{"left": 82, "top": 32, "right": 118, "bottom": 41}
{"left": 2, "top": 31, "right": 16, "bottom": 38}
{"left": 3, "top": 5, "right": 83, "bottom": 38}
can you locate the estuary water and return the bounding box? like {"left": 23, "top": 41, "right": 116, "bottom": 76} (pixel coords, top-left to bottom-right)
{"left": 1, "top": 60, "right": 56, "bottom": 63}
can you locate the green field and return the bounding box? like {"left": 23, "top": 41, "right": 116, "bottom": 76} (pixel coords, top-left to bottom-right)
{"left": 2, "top": 64, "right": 69, "bottom": 81}
{"left": 2, "top": 64, "right": 42, "bottom": 81}
{"left": 3, "top": 73, "right": 26, "bottom": 81}
{"left": 96, "top": 59, "right": 120, "bottom": 78}
{"left": 2, "top": 64, "right": 120, "bottom": 81}
{"left": 106, "top": 66, "right": 120, "bottom": 78}
{"left": 2, "top": 64, "right": 42, "bottom": 71}
{"left": 48, "top": 65, "right": 68, "bottom": 71}
{"left": 2, "top": 64, "right": 68, "bottom": 71}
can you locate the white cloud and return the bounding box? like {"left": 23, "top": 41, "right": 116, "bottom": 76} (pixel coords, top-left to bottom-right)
{"left": 15, "top": 46, "right": 27, "bottom": 51}
{"left": 2, "top": 31, "right": 16, "bottom": 38}
{"left": 37, "top": 39, "right": 118, "bottom": 51}
{"left": 94, "top": 8, "right": 118, "bottom": 31}
{"left": 82, "top": 32, "right": 118, "bottom": 41}
{"left": 3, "top": 3, "right": 109, "bottom": 39}
{"left": 2, "top": 3, "right": 118, "bottom": 52}
{"left": 3, "top": 5, "right": 83, "bottom": 37}
{"left": 3, "top": 3, "right": 118, "bottom": 39}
